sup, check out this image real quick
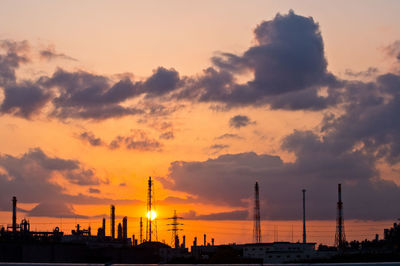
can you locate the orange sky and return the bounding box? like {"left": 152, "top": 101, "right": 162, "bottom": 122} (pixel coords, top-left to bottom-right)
{"left": 1, "top": 0, "right": 400, "bottom": 247}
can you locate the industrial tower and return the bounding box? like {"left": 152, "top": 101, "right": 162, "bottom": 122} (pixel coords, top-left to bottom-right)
{"left": 110, "top": 205, "right": 115, "bottom": 239}
{"left": 167, "top": 210, "right": 183, "bottom": 248}
{"left": 146, "top": 176, "right": 157, "bottom": 242}
{"left": 335, "top": 183, "right": 346, "bottom": 250}
{"left": 253, "top": 181, "right": 261, "bottom": 243}
{"left": 139, "top": 217, "right": 143, "bottom": 244}
{"left": 302, "top": 189, "right": 306, "bottom": 243}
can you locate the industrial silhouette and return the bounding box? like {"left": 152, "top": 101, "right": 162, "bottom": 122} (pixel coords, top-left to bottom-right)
{"left": 167, "top": 210, "right": 183, "bottom": 248}
{"left": 253, "top": 181, "right": 261, "bottom": 243}
{"left": 0, "top": 182, "right": 399, "bottom": 263}
{"left": 335, "top": 183, "right": 346, "bottom": 250}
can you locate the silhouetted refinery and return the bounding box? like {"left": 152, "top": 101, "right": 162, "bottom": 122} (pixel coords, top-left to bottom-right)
{"left": 1, "top": 179, "right": 400, "bottom": 263}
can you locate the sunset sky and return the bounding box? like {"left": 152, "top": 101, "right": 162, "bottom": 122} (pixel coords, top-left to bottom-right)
{"left": 1, "top": 0, "right": 400, "bottom": 246}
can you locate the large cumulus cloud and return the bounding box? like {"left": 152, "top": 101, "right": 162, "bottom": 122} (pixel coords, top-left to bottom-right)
{"left": 175, "top": 10, "right": 340, "bottom": 110}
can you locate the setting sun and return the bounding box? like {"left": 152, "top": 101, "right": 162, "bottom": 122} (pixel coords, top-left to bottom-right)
{"left": 146, "top": 210, "right": 157, "bottom": 220}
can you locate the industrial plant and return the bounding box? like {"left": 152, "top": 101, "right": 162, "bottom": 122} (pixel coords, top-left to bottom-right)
{"left": 0, "top": 177, "right": 399, "bottom": 263}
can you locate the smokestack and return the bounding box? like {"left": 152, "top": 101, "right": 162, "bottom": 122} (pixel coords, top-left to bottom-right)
{"left": 212, "top": 238, "right": 214, "bottom": 246}
{"left": 182, "top": 235, "right": 186, "bottom": 248}
{"left": 302, "top": 189, "right": 306, "bottom": 243}
{"left": 118, "top": 223, "right": 122, "bottom": 240}
{"left": 111, "top": 205, "right": 115, "bottom": 239}
{"left": 193, "top": 237, "right": 197, "bottom": 247}
{"left": 102, "top": 218, "right": 106, "bottom": 237}
{"left": 123, "top": 216, "right": 128, "bottom": 240}
{"left": 204, "top": 234, "right": 206, "bottom": 246}
{"left": 140, "top": 217, "right": 143, "bottom": 244}
{"left": 12, "top": 196, "right": 17, "bottom": 233}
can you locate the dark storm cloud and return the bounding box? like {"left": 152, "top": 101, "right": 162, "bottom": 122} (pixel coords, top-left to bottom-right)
{"left": 0, "top": 82, "right": 52, "bottom": 118}
{"left": 1, "top": 11, "right": 345, "bottom": 120}
{"left": 39, "top": 47, "right": 77, "bottom": 61}
{"left": 142, "top": 67, "right": 181, "bottom": 97}
{"left": 229, "top": 115, "right": 254, "bottom": 128}
{"left": 41, "top": 68, "right": 145, "bottom": 120}
{"left": 79, "top": 131, "right": 104, "bottom": 146}
{"left": 321, "top": 73, "right": 400, "bottom": 165}
{"left": 0, "top": 40, "right": 30, "bottom": 86}
{"left": 181, "top": 210, "right": 249, "bottom": 220}
{"left": 0, "top": 148, "right": 137, "bottom": 215}
{"left": 175, "top": 10, "right": 340, "bottom": 110}
{"left": 161, "top": 136, "right": 400, "bottom": 220}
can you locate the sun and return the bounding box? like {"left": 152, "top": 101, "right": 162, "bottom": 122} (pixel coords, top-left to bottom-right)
{"left": 146, "top": 210, "right": 157, "bottom": 220}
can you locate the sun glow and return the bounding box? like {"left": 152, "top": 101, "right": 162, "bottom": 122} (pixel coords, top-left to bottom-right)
{"left": 146, "top": 210, "right": 157, "bottom": 220}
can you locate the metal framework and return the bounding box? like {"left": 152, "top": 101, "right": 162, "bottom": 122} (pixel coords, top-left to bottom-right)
{"left": 146, "top": 176, "right": 157, "bottom": 242}
{"left": 335, "top": 183, "right": 346, "bottom": 250}
{"left": 302, "top": 189, "right": 306, "bottom": 243}
{"left": 167, "top": 210, "right": 183, "bottom": 248}
{"left": 253, "top": 181, "right": 261, "bottom": 243}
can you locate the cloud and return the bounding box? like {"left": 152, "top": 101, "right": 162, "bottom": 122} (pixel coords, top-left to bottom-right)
{"left": 161, "top": 141, "right": 400, "bottom": 220}
{"left": 0, "top": 40, "right": 30, "bottom": 86}
{"left": 0, "top": 148, "right": 138, "bottom": 215}
{"left": 142, "top": 67, "right": 182, "bottom": 97}
{"left": 159, "top": 196, "right": 197, "bottom": 205}
{"left": 0, "top": 82, "right": 52, "bottom": 118}
{"left": 159, "top": 131, "right": 174, "bottom": 140}
{"left": 209, "top": 144, "right": 229, "bottom": 154}
{"left": 345, "top": 67, "right": 379, "bottom": 78}
{"left": 39, "top": 46, "right": 77, "bottom": 61}
{"left": 384, "top": 40, "right": 400, "bottom": 62}
{"left": 88, "top": 188, "right": 101, "bottom": 194}
{"left": 110, "top": 129, "right": 162, "bottom": 151}
{"left": 229, "top": 115, "right": 254, "bottom": 128}
{"left": 181, "top": 210, "right": 249, "bottom": 220}
{"left": 175, "top": 10, "right": 340, "bottom": 110}
{"left": 79, "top": 131, "right": 104, "bottom": 146}
{"left": 215, "top": 133, "right": 243, "bottom": 140}
{"left": 27, "top": 202, "right": 87, "bottom": 218}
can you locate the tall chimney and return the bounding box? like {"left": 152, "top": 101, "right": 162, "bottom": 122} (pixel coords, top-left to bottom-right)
{"left": 117, "top": 223, "right": 122, "bottom": 240}
{"left": 193, "top": 237, "right": 197, "bottom": 247}
{"left": 102, "top": 218, "right": 106, "bottom": 237}
{"left": 111, "top": 205, "right": 115, "bottom": 239}
{"left": 182, "top": 235, "right": 186, "bottom": 248}
{"left": 12, "top": 196, "right": 17, "bottom": 233}
{"left": 123, "top": 216, "right": 128, "bottom": 240}
{"left": 212, "top": 238, "right": 215, "bottom": 246}
{"left": 302, "top": 189, "right": 306, "bottom": 243}
{"left": 204, "top": 234, "right": 206, "bottom": 246}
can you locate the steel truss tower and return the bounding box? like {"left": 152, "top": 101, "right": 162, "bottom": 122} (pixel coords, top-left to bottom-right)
{"left": 335, "top": 183, "right": 346, "bottom": 250}
{"left": 146, "top": 176, "right": 157, "bottom": 242}
{"left": 167, "top": 210, "right": 183, "bottom": 248}
{"left": 253, "top": 181, "right": 261, "bottom": 243}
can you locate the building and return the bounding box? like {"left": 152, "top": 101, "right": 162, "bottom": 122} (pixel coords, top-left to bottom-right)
{"left": 243, "top": 242, "right": 317, "bottom": 263}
